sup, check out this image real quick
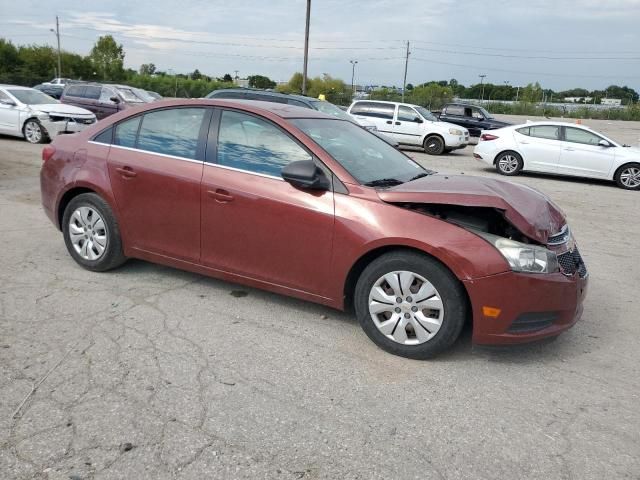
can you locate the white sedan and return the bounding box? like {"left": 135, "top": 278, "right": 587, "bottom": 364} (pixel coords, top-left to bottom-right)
{"left": 0, "top": 85, "right": 96, "bottom": 144}
{"left": 473, "top": 121, "right": 640, "bottom": 190}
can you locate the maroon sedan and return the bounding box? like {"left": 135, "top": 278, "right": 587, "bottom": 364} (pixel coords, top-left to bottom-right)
{"left": 40, "top": 99, "right": 588, "bottom": 358}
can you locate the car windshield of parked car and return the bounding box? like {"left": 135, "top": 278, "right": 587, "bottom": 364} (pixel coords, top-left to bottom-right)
{"left": 478, "top": 107, "right": 494, "bottom": 119}
{"left": 8, "top": 89, "right": 58, "bottom": 105}
{"left": 116, "top": 87, "right": 145, "bottom": 103}
{"left": 415, "top": 107, "right": 438, "bottom": 122}
{"left": 308, "top": 101, "right": 353, "bottom": 121}
{"left": 291, "top": 118, "right": 428, "bottom": 186}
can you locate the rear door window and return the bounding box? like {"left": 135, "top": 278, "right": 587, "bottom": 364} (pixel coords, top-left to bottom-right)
{"left": 445, "top": 105, "right": 464, "bottom": 116}
{"left": 529, "top": 125, "right": 561, "bottom": 141}
{"left": 114, "top": 116, "right": 141, "bottom": 148}
{"left": 136, "top": 108, "right": 206, "bottom": 159}
{"left": 85, "top": 86, "right": 101, "bottom": 100}
{"left": 65, "top": 85, "right": 86, "bottom": 98}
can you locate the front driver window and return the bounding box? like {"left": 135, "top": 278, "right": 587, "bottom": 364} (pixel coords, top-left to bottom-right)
{"left": 217, "top": 110, "right": 312, "bottom": 177}
{"left": 564, "top": 127, "right": 605, "bottom": 146}
{"left": 397, "top": 106, "right": 420, "bottom": 122}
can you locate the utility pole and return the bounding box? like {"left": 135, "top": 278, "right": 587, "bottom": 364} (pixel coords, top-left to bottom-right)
{"left": 350, "top": 59, "right": 358, "bottom": 95}
{"left": 479, "top": 74, "right": 486, "bottom": 102}
{"left": 402, "top": 41, "right": 410, "bottom": 102}
{"left": 50, "top": 16, "right": 62, "bottom": 79}
{"left": 302, "top": 0, "right": 311, "bottom": 95}
{"left": 516, "top": 85, "right": 520, "bottom": 102}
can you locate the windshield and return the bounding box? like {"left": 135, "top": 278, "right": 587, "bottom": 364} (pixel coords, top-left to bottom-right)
{"left": 8, "top": 89, "right": 58, "bottom": 105}
{"left": 309, "top": 101, "right": 353, "bottom": 121}
{"left": 478, "top": 106, "right": 493, "bottom": 119}
{"left": 291, "top": 118, "right": 428, "bottom": 185}
{"left": 131, "top": 88, "right": 155, "bottom": 102}
{"left": 116, "top": 87, "right": 145, "bottom": 103}
{"left": 415, "top": 106, "right": 438, "bottom": 122}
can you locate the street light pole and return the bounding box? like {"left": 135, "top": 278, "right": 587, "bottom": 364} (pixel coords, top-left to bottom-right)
{"left": 402, "top": 41, "right": 410, "bottom": 102}
{"left": 302, "top": 0, "right": 311, "bottom": 95}
{"left": 479, "top": 74, "right": 486, "bottom": 102}
{"left": 350, "top": 60, "right": 358, "bottom": 95}
{"left": 50, "top": 16, "right": 62, "bottom": 79}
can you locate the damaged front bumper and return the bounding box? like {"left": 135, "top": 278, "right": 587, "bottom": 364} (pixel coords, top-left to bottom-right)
{"left": 38, "top": 113, "right": 96, "bottom": 137}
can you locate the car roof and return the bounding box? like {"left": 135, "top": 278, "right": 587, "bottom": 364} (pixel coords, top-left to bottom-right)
{"left": 353, "top": 99, "right": 421, "bottom": 109}
{"left": 209, "top": 88, "right": 317, "bottom": 104}
{"left": 0, "top": 84, "right": 32, "bottom": 90}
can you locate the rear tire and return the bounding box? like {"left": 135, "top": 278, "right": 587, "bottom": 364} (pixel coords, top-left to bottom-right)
{"left": 423, "top": 135, "right": 445, "bottom": 155}
{"left": 354, "top": 251, "right": 467, "bottom": 359}
{"left": 495, "top": 151, "right": 523, "bottom": 176}
{"left": 614, "top": 162, "right": 640, "bottom": 190}
{"left": 62, "top": 193, "right": 126, "bottom": 272}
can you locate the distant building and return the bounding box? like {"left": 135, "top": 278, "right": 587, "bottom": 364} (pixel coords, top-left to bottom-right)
{"left": 564, "top": 97, "right": 593, "bottom": 103}
{"left": 601, "top": 98, "right": 622, "bottom": 106}
{"left": 234, "top": 78, "right": 249, "bottom": 88}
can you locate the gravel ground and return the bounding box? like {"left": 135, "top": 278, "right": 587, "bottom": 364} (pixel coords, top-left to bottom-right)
{"left": 1, "top": 120, "right": 639, "bottom": 480}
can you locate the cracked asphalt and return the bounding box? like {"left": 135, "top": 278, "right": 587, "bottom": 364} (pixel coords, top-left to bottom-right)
{"left": 1, "top": 118, "right": 639, "bottom": 480}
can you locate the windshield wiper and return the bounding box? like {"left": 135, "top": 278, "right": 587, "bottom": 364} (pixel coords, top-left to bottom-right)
{"left": 408, "top": 171, "right": 434, "bottom": 182}
{"left": 364, "top": 178, "right": 404, "bottom": 187}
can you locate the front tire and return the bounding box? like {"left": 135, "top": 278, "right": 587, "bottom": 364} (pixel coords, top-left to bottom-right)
{"left": 495, "top": 151, "right": 523, "bottom": 176}
{"left": 23, "top": 119, "right": 49, "bottom": 144}
{"left": 354, "top": 251, "right": 467, "bottom": 359}
{"left": 62, "top": 193, "right": 126, "bottom": 272}
{"left": 423, "top": 135, "right": 445, "bottom": 155}
{"left": 614, "top": 163, "right": 640, "bottom": 190}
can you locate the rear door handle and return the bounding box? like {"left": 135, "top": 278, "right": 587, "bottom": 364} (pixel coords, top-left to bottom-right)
{"left": 395, "top": 121, "right": 401, "bottom": 125}
{"left": 207, "top": 188, "right": 234, "bottom": 203}
{"left": 564, "top": 147, "right": 575, "bottom": 151}
{"left": 115, "top": 166, "right": 137, "bottom": 178}
{"left": 386, "top": 120, "right": 393, "bottom": 124}
{"left": 520, "top": 141, "right": 530, "bottom": 144}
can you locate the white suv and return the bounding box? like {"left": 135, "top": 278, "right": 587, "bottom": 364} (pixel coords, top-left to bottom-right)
{"left": 347, "top": 100, "right": 469, "bottom": 155}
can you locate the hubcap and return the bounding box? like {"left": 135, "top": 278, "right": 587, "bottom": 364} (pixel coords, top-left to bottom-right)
{"left": 620, "top": 167, "right": 640, "bottom": 188}
{"left": 68, "top": 206, "right": 108, "bottom": 261}
{"left": 368, "top": 271, "right": 444, "bottom": 345}
{"left": 426, "top": 138, "right": 442, "bottom": 154}
{"left": 498, "top": 154, "right": 519, "bottom": 173}
{"left": 24, "top": 121, "right": 42, "bottom": 143}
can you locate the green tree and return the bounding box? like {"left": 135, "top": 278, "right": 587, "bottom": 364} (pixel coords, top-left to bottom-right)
{"left": 222, "top": 73, "right": 233, "bottom": 82}
{"left": 191, "top": 69, "right": 202, "bottom": 80}
{"left": 0, "top": 39, "right": 20, "bottom": 83}
{"left": 139, "top": 63, "right": 156, "bottom": 75}
{"left": 408, "top": 83, "right": 453, "bottom": 109}
{"left": 520, "top": 82, "right": 543, "bottom": 104}
{"left": 89, "top": 35, "right": 125, "bottom": 81}
{"left": 247, "top": 74, "right": 276, "bottom": 89}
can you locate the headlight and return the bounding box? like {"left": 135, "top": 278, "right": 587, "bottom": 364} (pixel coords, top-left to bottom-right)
{"left": 476, "top": 232, "right": 559, "bottom": 274}
{"left": 449, "top": 128, "right": 463, "bottom": 135}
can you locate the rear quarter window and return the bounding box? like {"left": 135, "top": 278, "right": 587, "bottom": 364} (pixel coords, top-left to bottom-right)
{"left": 350, "top": 102, "right": 394, "bottom": 119}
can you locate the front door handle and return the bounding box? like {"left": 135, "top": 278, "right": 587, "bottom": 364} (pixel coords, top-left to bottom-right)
{"left": 207, "top": 189, "right": 234, "bottom": 203}
{"left": 395, "top": 121, "right": 401, "bottom": 125}
{"left": 564, "top": 147, "right": 575, "bottom": 151}
{"left": 115, "top": 166, "right": 137, "bottom": 178}
{"left": 386, "top": 120, "right": 393, "bottom": 124}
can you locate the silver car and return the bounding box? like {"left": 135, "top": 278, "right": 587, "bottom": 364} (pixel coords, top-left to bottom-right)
{"left": 0, "top": 85, "right": 96, "bottom": 144}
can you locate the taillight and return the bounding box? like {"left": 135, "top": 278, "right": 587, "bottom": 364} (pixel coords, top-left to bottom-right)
{"left": 42, "top": 145, "right": 56, "bottom": 162}
{"left": 480, "top": 133, "right": 499, "bottom": 141}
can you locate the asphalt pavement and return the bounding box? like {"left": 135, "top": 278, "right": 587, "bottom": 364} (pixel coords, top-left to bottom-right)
{"left": 1, "top": 125, "right": 639, "bottom": 479}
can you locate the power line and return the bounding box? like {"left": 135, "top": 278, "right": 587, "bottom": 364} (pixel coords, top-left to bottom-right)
{"left": 411, "top": 46, "right": 640, "bottom": 61}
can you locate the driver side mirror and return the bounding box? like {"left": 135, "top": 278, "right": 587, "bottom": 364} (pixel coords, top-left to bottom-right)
{"left": 413, "top": 116, "right": 423, "bottom": 123}
{"left": 0, "top": 98, "right": 16, "bottom": 106}
{"left": 598, "top": 140, "right": 612, "bottom": 148}
{"left": 281, "top": 160, "right": 330, "bottom": 191}
{"left": 109, "top": 96, "right": 120, "bottom": 104}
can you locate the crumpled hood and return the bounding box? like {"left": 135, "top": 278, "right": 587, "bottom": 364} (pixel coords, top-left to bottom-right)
{"left": 29, "top": 103, "right": 95, "bottom": 117}
{"left": 377, "top": 174, "right": 566, "bottom": 244}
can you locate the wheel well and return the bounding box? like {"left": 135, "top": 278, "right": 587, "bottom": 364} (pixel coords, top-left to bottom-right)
{"left": 613, "top": 161, "right": 640, "bottom": 180}
{"left": 57, "top": 187, "right": 95, "bottom": 228}
{"left": 493, "top": 149, "right": 521, "bottom": 166}
{"left": 342, "top": 246, "right": 471, "bottom": 320}
{"left": 21, "top": 117, "right": 38, "bottom": 133}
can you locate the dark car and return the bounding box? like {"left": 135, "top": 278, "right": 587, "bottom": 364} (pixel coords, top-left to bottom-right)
{"left": 207, "top": 88, "right": 399, "bottom": 147}
{"left": 437, "top": 103, "right": 511, "bottom": 137}
{"left": 33, "top": 83, "right": 64, "bottom": 99}
{"left": 40, "top": 99, "right": 587, "bottom": 359}
{"left": 60, "top": 83, "right": 151, "bottom": 120}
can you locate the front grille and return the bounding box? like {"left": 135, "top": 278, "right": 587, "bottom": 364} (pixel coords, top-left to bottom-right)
{"left": 547, "top": 226, "right": 570, "bottom": 245}
{"left": 557, "top": 247, "right": 587, "bottom": 278}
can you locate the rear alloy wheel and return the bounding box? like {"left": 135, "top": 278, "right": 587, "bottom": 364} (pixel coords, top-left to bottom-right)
{"left": 23, "top": 119, "right": 48, "bottom": 144}
{"left": 495, "top": 151, "right": 523, "bottom": 176}
{"left": 62, "top": 193, "right": 126, "bottom": 272}
{"left": 423, "top": 135, "right": 445, "bottom": 155}
{"left": 614, "top": 163, "right": 640, "bottom": 190}
{"left": 354, "top": 251, "right": 467, "bottom": 359}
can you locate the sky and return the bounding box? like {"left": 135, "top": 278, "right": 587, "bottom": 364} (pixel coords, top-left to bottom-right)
{"left": 1, "top": 0, "right": 640, "bottom": 91}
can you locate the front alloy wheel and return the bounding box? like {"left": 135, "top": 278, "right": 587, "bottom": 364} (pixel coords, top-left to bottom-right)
{"left": 23, "top": 119, "right": 47, "bottom": 144}
{"left": 615, "top": 164, "right": 640, "bottom": 190}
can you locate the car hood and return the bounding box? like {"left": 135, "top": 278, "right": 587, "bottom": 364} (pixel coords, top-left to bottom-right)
{"left": 28, "top": 103, "right": 95, "bottom": 117}
{"left": 485, "top": 118, "right": 511, "bottom": 128}
{"left": 377, "top": 174, "right": 566, "bottom": 244}
{"left": 619, "top": 146, "right": 640, "bottom": 157}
